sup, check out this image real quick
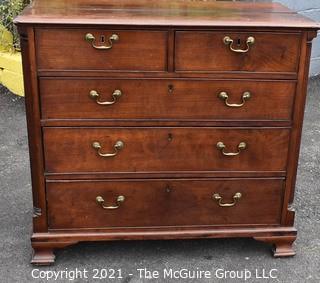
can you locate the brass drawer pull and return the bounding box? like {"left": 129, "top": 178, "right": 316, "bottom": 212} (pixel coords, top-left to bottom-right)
{"left": 92, "top": 140, "right": 124, "bottom": 157}
{"left": 223, "top": 36, "right": 255, "bottom": 53}
{"left": 216, "top": 141, "right": 247, "bottom": 156}
{"left": 218, "top": 91, "right": 251, "bottom": 108}
{"left": 96, "top": 195, "right": 125, "bottom": 210}
{"left": 213, "top": 192, "right": 242, "bottom": 207}
{"left": 85, "top": 33, "right": 119, "bottom": 50}
{"left": 90, "top": 89, "right": 122, "bottom": 105}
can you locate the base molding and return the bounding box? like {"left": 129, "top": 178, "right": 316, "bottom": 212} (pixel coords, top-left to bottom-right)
{"left": 254, "top": 235, "right": 296, "bottom": 257}
{"left": 31, "top": 248, "right": 55, "bottom": 265}
{"left": 31, "top": 241, "right": 78, "bottom": 265}
{"left": 30, "top": 226, "right": 297, "bottom": 265}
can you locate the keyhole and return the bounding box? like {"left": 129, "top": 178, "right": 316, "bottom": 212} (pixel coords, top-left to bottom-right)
{"left": 100, "top": 35, "right": 106, "bottom": 43}
{"left": 168, "top": 133, "right": 173, "bottom": 142}
{"left": 237, "top": 38, "right": 241, "bottom": 46}
{"left": 168, "top": 84, "right": 174, "bottom": 94}
{"left": 166, "top": 185, "right": 171, "bottom": 193}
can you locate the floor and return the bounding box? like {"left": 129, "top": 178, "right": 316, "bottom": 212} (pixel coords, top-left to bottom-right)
{"left": 0, "top": 77, "right": 319, "bottom": 283}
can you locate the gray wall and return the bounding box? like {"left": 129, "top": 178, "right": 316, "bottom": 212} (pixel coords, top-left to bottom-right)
{"left": 273, "top": 1, "right": 320, "bottom": 76}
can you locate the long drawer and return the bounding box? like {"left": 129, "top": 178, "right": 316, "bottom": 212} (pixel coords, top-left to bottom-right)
{"left": 36, "top": 29, "right": 168, "bottom": 71}
{"left": 40, "top": 78, "right": 296, "bottom": 121}
{"left": 175, "top": 31, "right": 300, "bottom": 73}
{"left": 47, "top": 178, "right": 284, "bottom": 229}
{"left": 43, "top": 127, "right": 290, "bottom": 174}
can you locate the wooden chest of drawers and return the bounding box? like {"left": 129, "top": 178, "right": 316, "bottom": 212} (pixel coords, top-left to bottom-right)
{"left": 15, "top": 0, "right": 319, "bottom": 265}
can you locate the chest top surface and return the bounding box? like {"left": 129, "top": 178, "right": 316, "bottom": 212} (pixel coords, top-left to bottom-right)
{"left": 15, "top": 0, "right": 319, "bottom": 29}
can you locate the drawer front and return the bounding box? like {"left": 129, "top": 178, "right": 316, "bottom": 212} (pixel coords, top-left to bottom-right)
{"left": 43, "top": 127, "right": 290, "bottom": 173}
{"left": 36, "top": 29, "right": 167, "bottom": 71}
{"left": 175, "top": 32, "right": 300, "bottom": 73}
{"left": 40, "top": 78, "right": 295, "bottom": 121}
{"left": 47, "top": 179, "right": 284, "bottom": 229}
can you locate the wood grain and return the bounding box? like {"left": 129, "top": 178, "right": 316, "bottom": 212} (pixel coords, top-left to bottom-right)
{"left": 175, "top": 31, "right": 301, "bottom": 73}
{"left": 15, "top": 0, "right": 319, "bottom": 29}
{"left": 43, "top": 127, "right": 291, "bottom": 173}
{"left": 281, "top": 31, "right": 317, "bottom": 226}
{"left": 18, "top": 26, "right": 48, "bottom": 232}
{"left": 40, "top": 78, "right": 296, "bottom": 121}
{"left": 46, "top": 178, "right": 284, "bottom": 229}
{"left": 36, "top": 29, "right": 168, "bottom": 71}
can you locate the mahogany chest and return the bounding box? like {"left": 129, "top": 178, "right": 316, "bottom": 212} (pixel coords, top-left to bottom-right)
{"left": 15, "top": 0, "right": 319, "bottom": 264}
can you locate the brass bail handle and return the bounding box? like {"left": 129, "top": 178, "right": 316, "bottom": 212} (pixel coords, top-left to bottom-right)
{"left": 96, "top": 195, "right": 125, "bottom": 210}
{"left": 218, "top": 91, "right": 251, "bottom": 108}
{"left": 223, "top": 36, "right": 255, "bottom": 53}
{"left": 90, "top": 89, "right": 123, "bottom": 105}
{"left": 85, "top": 33, "right": 119, "bottom": 50}
{"left": 213, "top": 192, "right": 242, "bottom": 207}
{"left": 216, "top": 141, "right": 247, "bottom": 156}
{"left": 92, "top": 140, "right": 124, "bottom": 157}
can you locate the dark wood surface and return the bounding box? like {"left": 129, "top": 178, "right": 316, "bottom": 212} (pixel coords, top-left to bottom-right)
{"left": 19, "top": 27, "right": 48, "bottom": 233}
{"left": 36, "top": 29, "right": 168, "bottom": 71}
{"left": 43, "top": 127, "right": 290, "bottom": 173}
{"left": 40, "top": 78, "right": 296, "bottom": 121}
{"left": 175, "top": 31, "right": 300, "bottom": 73}
{"left": 46, "top": 178, "right": 284, "bottom": 229}
{"left": 281, "top": 32, "right": 315, "bottom": 226}
{"left": 15, "top": 0, "right": 319, "bottom": 29}
{"left": 16, "top": 0, "right": 319, "bottom": 264}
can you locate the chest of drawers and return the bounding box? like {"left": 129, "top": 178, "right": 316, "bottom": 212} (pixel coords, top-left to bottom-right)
{"left": 15, "top": 0, "right": 319, "bottom": 265}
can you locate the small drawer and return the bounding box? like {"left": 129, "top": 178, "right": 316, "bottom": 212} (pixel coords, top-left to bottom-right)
{"left": 40, "top": 78, "right": 296, "bottom": 121}
{"left": 175, "top": 31, "right": 300, "bottom": 73}
{"left": 36, "top": 29, "right": 168, "bottom": 71}
{"left": 43, "top": 127, "right": 290, "bottom": 174}
{"left": 47, "top": 178, "right": 284, "bottom": 229}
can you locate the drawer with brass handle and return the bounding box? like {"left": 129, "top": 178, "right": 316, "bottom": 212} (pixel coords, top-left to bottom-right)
{"left": 216, "top": 141, "right": 247, "bottom": 156}
{"left": 35, "top": 29, "right": 168, "bottom": 71}
{"left": 92, "top": 140, "right": 125, "bottom": 157}
{"left": 96, "top": 195, "right": 125, "bottom": 210}
{"left": 46, "top": 178, "right": 284, "bottom": 229}
{"left": 40, "top": 78, "right": 296, "bottom": 121}
{"left": 223, "top": 36, "right": 255, "bottom": 53}
{"left": 85, "top": 33, "right": 119, "bottom": 50}
{"left": 213, "top": 192, "right": 242, "bottom": 207}
{"left": 175, "top": 31, "right": 301, "bottom": 73}
{"left": 43, "top": 127, "right": 290, "bottom": 174}
{"left": 89, "top": 89, "right": 123, "bottom": 105}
